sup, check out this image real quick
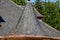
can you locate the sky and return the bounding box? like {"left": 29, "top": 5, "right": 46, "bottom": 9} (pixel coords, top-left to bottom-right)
{"left": 30, "top": 0, "right": 56, "bottom": 2}
{"left": 43, "top": 0, "right": 56, "bottom": 2}
{"left": 30, "top": 0, "right": 34, "bottom": 3}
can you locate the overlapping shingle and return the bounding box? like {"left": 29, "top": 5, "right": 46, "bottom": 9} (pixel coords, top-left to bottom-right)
{"left": 0, "top": 0, "right": 24, "bottom": 36}
{"left": 0, "top": 0, "right": 60, "bottom": 37}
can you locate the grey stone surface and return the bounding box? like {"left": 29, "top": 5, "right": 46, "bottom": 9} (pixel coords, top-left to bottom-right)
{"left": 14, "top": 3, "right": 49, "bottom": 36}
{"left": 38, "top": 20, "right": 60, "bottom": 37}
{"left": 14, "top": 3, "right": 60, "bottom": 37}
{"left": 0, "top": 0, "right": 60, "bottom": 37}
{"left": 33, "top": 7, "right": 44, "bottom": 19}
{"left": 0, "top": 0, "right": 24, "bottom": 36}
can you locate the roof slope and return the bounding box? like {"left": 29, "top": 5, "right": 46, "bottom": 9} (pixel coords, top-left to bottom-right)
{"left": 0, "top": 0, "right": 24, "bottom": 36}
{"left": 0, "top": 0, "right": 60, "bottom": 37}
{"left": 14, "top": 3, "right": 47, "bottom": 36}
{"left": 14, "top": 3, "right": 60, "bottom": 37}
{"left": 38, "top": 20, "right": 60, "bottom": 37}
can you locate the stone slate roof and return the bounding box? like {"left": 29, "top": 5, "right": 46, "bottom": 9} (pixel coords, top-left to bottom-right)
{"left": 14, "top": 3, "right": 60, "bottom": 37}
{"left": 0, "top": 0, "right": 60, "bottom": 37}
{"left": 14, "top": 3, "right": 46, "bottom": 36}
{"left": 0, "top": 0, "right": 24, "bottom": 36}
{"left": 33, "top": 7, "right": 44, "bottom": 19}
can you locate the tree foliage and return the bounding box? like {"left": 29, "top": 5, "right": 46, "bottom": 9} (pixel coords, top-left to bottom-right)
{"left": 35, "top": 1, "right": 60, "bottom": 31}
{"left": 12, "top": 0, "right": 26, "bottom": 5}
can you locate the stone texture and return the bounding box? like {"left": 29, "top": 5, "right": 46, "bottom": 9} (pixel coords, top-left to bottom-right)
{"left": 15, "top": 3, "right": 60, "bottom": 37}
{"left": 0, "top": 0, "right": 24, "bottom": 36}
{"left": 0, "top": 0, "right": 60, "bottom": 37}
{"left": 15, "top": 3, "right": 46, "bottom": 36}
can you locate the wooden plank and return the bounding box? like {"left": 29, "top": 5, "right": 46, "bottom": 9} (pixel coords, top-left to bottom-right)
{"left": 0, "top": 35, "right": 60, "bottom": 40}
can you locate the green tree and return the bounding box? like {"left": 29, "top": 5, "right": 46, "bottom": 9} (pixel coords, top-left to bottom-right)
{"left": 35, "top": 0, "right": 60, "bottom": 31}
{"left": 12, "top": 0, "right": 26, "bottom": 5}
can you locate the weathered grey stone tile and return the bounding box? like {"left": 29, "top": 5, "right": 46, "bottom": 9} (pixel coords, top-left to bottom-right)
{"left": 0, "top": 0, "right": 24, "bottom": 36}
